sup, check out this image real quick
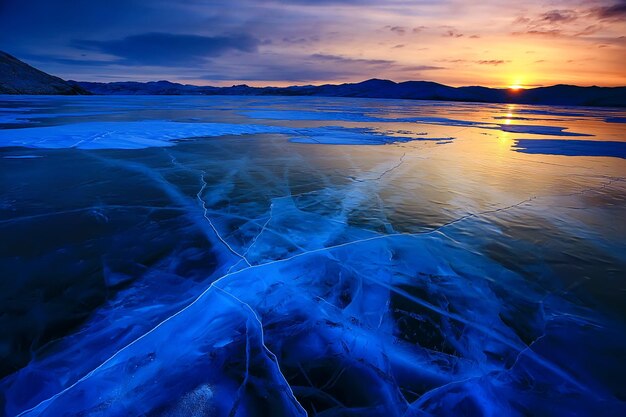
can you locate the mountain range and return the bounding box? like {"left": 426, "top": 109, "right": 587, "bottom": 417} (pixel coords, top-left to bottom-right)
{"left": 1, "top": 51, "right": 625, "bottom": 107}
{"left": 75, "top": 79, "right": 626, "bottom": 107}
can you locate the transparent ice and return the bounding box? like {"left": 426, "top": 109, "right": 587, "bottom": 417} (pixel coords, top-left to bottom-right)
{"left": 0, "top": 95, "right": 625, "bottom": 416}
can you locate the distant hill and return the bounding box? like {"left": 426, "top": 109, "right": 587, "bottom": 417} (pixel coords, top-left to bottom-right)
{"left": 76, "top": 78, "right": 626, "bottom": 107}
{"left": 0, "top": 51, "right": 89, "bottom": 95}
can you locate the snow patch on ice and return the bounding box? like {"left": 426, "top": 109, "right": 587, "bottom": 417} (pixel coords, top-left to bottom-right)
{"left": 0, "top": 121, "right": 292, "bottom": 149}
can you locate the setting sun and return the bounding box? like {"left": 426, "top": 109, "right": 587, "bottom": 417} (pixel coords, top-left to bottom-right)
{"left": 509, "top": 84, "right": 523, "bottom": 91}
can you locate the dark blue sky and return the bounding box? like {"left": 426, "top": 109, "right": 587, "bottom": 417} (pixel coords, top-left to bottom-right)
{"left": 1, "top": 0, "right": 624, "bottom": 86}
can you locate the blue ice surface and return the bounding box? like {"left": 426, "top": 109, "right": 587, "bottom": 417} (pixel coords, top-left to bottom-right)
{"left": 513, "top": 139, "right": 626, "bottom": 159}
{"left": 10, "top": 231, "right": 626, "bottom": 417}
{"left": 242, "top": 110, "right": 592, "bottom": 137}
{"left": 0, "top": 111, "right": 119, "bottom": 125}
{"left": 1, "top": 96, "right": 625, "bottom": 417}
{"left": 15, "top": 288, "right": 307, "bottom": 417}
{"left": 243, "top": 109, "right": 492, "bottom": 128}
{"left": 499, "top": 124, "right": 591, "bottom": 136}
{"left": 0, "top": 121, "right": 446, "bottom": 148}
{"left": 2, "top": 155, "right": 43, "bottom": 159}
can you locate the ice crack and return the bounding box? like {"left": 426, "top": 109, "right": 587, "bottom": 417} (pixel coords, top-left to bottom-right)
{"left": 353, "top": 153, "right": 407, "bottom": 183}
{"left": 197, "top": 172, "right": 252, "bottom": 267}
{"left": 215, "top": 287, "right": 308, "bottom": 417}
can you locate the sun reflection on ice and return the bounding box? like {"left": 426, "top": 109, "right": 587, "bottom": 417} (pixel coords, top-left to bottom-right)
{"left": 503, "top": 104, "right": 517, "bottom": 125}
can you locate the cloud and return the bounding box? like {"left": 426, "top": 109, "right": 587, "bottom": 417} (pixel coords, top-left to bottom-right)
{"left": 437, "top": 58, "right": 466, "bottom": 63}
{"left": 539, "top": 10, "right": 577, "bottom": 24}
{"left": 513, "top": 9, "right": 579, "bottom": 27}
{"left": 442, "top": 29, "right": 463, "bottom": 37}
{"left": 20, "top": 54, "right": 120, "bottom": 67}
{"left": 402, "top": 65, "right": 445, "bottom": 71}
{"left": 73, "top": 32, "right": 260, "bottom": 65}
{"left": 592, "top": 2, "right": 626, "bottom": 21}
{"left": 2, "top": 0, "right": 624, "bottom": 86}
{"left": 310, "top": 53, "right": 394, "bottom": 66}
{"left": 281, "top": 36, "right": 320, "bottom": 44}
{"left": 475, "top": 60, "right": 508, "bottom": 65}
{"left": 261, "top": 0, "right": 377, "bottom": 4}
{"left": 386, "top": 26, "right": 407, "bottom": 35}
{"left": 511, "top": 3, "right": 624, "bottom": 39}
{"left": 511, "top": 8, "right": 578, "bottom": 38}
{"left": 196, "top": 53, "right": 444, "bottom": 83}
{"left": 512, "top": 29, "right": 563, "bottom": 37}
{"left": 195, "top": 52, "right": 392, "bottom": 82}
{"left": 199, "top": 65, "right": 350, "bottom": 82}
{"left": 575, "top": 25, "right": 602, "bottom": 36}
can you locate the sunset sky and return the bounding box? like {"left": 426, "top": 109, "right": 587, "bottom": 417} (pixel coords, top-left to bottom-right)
{"left": 1, "top": 0, "right": 624, "bottom": 88}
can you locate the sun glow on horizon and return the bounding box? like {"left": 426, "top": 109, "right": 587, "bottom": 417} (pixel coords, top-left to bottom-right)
{"left": 507, "top": 77, "right": 526, "bottom": 91}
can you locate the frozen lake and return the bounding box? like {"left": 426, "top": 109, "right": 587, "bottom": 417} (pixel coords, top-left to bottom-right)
{"left": 1, "top": 95, "right": 625, "bottom": 416}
